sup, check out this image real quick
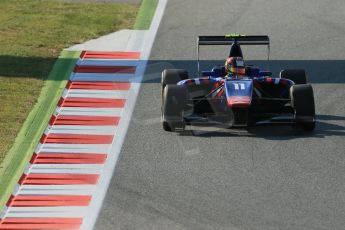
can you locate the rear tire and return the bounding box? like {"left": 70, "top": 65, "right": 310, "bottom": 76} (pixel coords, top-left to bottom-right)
{"left": 290, "top": 84, "right": 315, "bottom": 131}
{"left": 161, "top": 69, "right": 188, "bottom": 96}
{"left": 162, "top": 85, "right": 188, "bottom": 132}
{"left": 280, "top": 69, "right": 307, "bottom": 84}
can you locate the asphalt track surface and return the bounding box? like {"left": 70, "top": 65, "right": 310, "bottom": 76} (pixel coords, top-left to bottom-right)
{"left": 96, "top": 0, "right": 345, "bottom": 229}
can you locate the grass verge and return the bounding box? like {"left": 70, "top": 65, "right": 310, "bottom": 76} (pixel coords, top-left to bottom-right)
{"left": 0, "top": 0, "right": 139, "bottom": 210}
{"left": 0, "top": 0, "right": 139, "bottom": 162}
{"left": 0, "top": 51, "right": 80, "bottom": 210}
{"left": 134, "top": 0, "right": 159, "bottom": 29}
{"left": 0, "top": 0, "right": 160, "bottom": 212}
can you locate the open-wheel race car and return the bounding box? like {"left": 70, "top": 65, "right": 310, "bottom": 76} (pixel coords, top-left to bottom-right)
{"left": 161, "top": 35, "right": 315, "bottom": 132}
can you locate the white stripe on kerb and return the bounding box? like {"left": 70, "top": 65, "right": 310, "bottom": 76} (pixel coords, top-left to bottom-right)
{"left": 16, "top": 185, "right": 96, "bottom": 196}
{"left": 48, "top": 125, "right": 117, "bottom": 135}
{"left": 38, "top": 144, "right": 111, "bottom": 154}
{"left": 70, "top": 73, "right": 134, "bottom": 82}
{"left": 67, "top": 89, "right": 129, "bottom": 99}
{"left": 0, "top": 207, "right": 8, "bottom": 219}
{"left": 55, "top": 107, "right": 123, "bottom": 117}
{"left": 77, "top": 59, "right": 140, "bottom": 67}
{"left": 27, "top": 164, "right": 103, "bottom": 174}
{"left": 62, "top": 88, "right": 69, "bottom": 98}
{"left": 6, "top": 206, "right": 87, "bottom": 218}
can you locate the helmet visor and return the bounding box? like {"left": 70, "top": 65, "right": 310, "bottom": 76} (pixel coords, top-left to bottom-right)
{"left": 230, "top": 67, "right": 246, "bottom": 75}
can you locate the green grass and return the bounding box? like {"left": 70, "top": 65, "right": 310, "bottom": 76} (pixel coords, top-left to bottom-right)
{"left": 0, "top": 50, "right": 80, "bottom": 210}
{"left": 0, "top": 0, "right": 139, "bottom": 209}
{"left": 0, "top": 0, "right": 160, "bottom": 212}
{"left": 0, "top": 0, "right": 139, "bottom": 166}
{"left": 134, "top": 0, "right": 159, "bottom": 29}
{"left": 0, "top": 1, "right": 138, "bottom": 57}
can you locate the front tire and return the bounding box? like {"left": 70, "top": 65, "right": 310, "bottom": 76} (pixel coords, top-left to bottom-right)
{"left": 290, "top": 84, "right": 315, "bottom": 131}
{"left": 162, "top": 85, "right": 188, "bottom": 132}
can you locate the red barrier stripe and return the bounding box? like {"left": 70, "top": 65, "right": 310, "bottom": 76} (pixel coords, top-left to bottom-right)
{"left": 49, "top": 115, "right": 120, "bottom": 126}
{"left": 7, "top": 195, "right": 91, "bottom": 207}
{"left": 0, "top": 218, "right": 82, "bottom": 229}
{"left": 80, "top": 51, "right": 140, "bottom": 60}
{"left": 74, "top": 65, "right": 136, "bottom": 74}
{"left": 30, "top": 153, "right": 107, "bottom": 164}
{"left": 40, "top": 134, "right": 114, "bottom": 144}
{"left": 18, "top": 174, "right": 99, "bottom": 185}
{"left": 58, "top": 97, "right": 126, "bottom": 108}
{"left": 66, "top": 81, "right": 131, "bottom": 90}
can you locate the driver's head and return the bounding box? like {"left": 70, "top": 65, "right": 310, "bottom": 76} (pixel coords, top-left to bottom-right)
{"left": 225, "top": 57, "right": 246, "bottom": 76}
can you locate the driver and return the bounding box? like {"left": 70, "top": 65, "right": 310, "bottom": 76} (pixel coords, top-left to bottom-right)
{"left": 224, "top": 56, "right": 246, "bottom": 78}
{"left": 177, "top": 56, "right": 247, "bottom": 87}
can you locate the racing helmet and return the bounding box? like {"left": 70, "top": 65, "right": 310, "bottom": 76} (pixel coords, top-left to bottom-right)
{"left": 225, "top": 57, "right": 246, "bottom": 76}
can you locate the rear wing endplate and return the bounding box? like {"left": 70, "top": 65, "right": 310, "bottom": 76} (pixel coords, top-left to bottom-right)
{"left": 197, "top": 35, "right": 270, "bottom": 74}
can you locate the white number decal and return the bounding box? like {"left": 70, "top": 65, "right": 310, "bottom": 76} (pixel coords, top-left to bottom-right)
{"left": 234, "top": 83, "right": 245, "bottom": 90}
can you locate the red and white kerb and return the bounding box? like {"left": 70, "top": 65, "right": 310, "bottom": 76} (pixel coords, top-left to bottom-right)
{"left": 0, "top": 51, "right": 140, "bottom": 230}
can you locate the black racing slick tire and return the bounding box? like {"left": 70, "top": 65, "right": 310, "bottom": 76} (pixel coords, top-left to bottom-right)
{"left": 290, "top": 84, "right": 316, "bottom": 131}
{"left": 162, "top": 85, "right": 188, "bottom": 132}
{"left": 161, "top": 69, "right": 189, "bottom": 114}
{"left": 280, "top": 69, "right": 307, "bottom": 84}
{"left": 161, "top": 69, "right": 189, "bottom": 96}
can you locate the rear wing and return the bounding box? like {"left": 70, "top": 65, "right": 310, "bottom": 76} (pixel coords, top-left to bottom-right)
{"left": 197, "top": 35, "right": 270, "bottom": 74}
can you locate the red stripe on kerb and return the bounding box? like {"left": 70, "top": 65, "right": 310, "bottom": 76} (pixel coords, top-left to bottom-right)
{"left": 74, "top": 65, "right": 136, "bottom": 74}
{"left": 18, "top": 174, "right": 99, "bottom": 185}
{"left": 30, "top": 153, "right": 107, "bottom": 164}
{"left": 51, "top": 115, "right": 120, "bottom": 126}
{"left": 58, "top": 97, "right": 126, "bottom": 108}
{"left": 40, "top": 134, "right": 114, "bottom": 144}
{"left": 0, "top": 218, "right": 82, "bottom": 229}
{"left": 80, "top": 51, "right": 140, "bottom": 60}
{"left": 66, "top": 81, "right": 131, "bottom": 90}
{"left": 7, "top": 195, "right": 91, "bottom": 207}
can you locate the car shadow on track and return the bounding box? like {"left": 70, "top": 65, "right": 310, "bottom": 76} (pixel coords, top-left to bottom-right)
{"left": 178, "top": 114, "right": 345, "bottom": 140}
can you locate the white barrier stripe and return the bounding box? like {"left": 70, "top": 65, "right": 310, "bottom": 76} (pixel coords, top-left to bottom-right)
{"left": 16, "top": 185, "right": 96, "bottom": 196}
{"left": 70, "top": 73, "right": 134, "bottom": 82}
{"left": 67, "top": 89, "right": 129, "bottom": 99}
{"left": 28, "top": 164, "right": 103, "bottom": 174}
{"left": 6, "top": 206, "right": 87, "bottom": 218}
{"left": 76, "top": 59, "right": 140, "bottom": 67}
{"left": 38, "top": 143, "right": 111, "bottom": 154}
{"left": 48, "top": 125, "right": 117, "bottom": 135}
{"left": 56, "top": 107, "right": 124, "bottom": 117}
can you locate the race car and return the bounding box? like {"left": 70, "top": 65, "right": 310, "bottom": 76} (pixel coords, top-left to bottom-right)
{"left": 161, "top": 35, "right": 315, "bottom": 132}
